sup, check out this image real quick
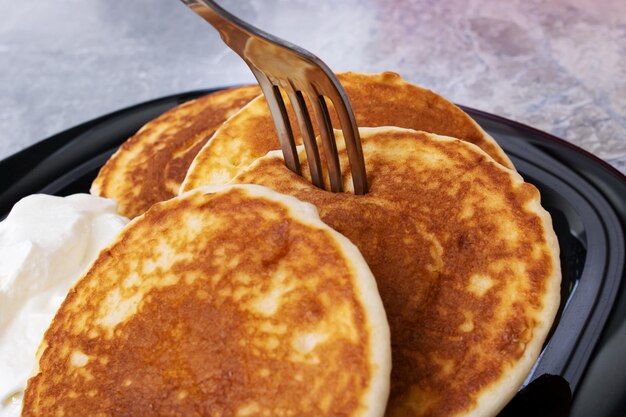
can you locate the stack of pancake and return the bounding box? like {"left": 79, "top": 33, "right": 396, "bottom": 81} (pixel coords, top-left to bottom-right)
{"left": 24, "top": 72, "right": 560, "bottom": 417}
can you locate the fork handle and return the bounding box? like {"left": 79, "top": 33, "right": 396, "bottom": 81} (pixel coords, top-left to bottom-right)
{"left": 181, "top": 0, "right": 251, "bottom": 53}
{"left": 182, "top": 0, "right": 324, "bottom": 74}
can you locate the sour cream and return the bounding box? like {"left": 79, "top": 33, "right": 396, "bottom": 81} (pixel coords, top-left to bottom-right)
{"left": 0, "top": 194, "right": 128, "bottom": 416}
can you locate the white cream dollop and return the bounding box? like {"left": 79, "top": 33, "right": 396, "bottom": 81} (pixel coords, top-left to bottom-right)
{"left": 0, "top": 194, "right": 128, "bottom": 416}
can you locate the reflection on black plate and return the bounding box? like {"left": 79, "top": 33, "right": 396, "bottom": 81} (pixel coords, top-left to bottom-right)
{"left": 1, "top": 90, "right": 624, "bottom": 417}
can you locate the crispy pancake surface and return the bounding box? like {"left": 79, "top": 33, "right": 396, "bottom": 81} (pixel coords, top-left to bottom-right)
{"left": 91, "top": 85, "right": 260, "bottom": 218}
{"left": 228, "top": 128, "right": 561, "bottom": 417}
{"left": 23, "top": 185, "right": 391, "bottom": 417}
{"left": 181, "top": 72, "right": 513, "bottom": 192}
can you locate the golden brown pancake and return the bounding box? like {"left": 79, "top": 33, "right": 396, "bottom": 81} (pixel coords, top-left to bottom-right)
{"left": 91, "top": 85, "right": 261, "bottom": 218}
{"left": 23, "top": 184, "right": 391, "bottom": 417}
{"left": 181, "top": 72, "right": 513, "bottom": 192}
{"left": 227, "top": 128, "right": 561, "bottom": 417}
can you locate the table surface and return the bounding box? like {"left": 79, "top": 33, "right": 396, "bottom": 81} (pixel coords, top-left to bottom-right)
{"left": 1, "top": 0, "right": 625, "bottom": 174}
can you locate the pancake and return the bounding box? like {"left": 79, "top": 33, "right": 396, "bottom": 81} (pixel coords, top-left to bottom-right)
{"left": 180, "top": 72, "right": 513, "bottom": 192}
{"left": 91, "top": 85, "right": 261, "bottom": 218}
{"left": 23, "top": 184, "right": 391, "bottom": 417}
{"left": 226, "top": 128, "right": 561, "bottom": 417}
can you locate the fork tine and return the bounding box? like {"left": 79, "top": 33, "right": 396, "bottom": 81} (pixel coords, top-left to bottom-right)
{"left": 326, "top": 92, "right": 368, "bottom": 195}
{"left": 285, "top": 88, "right": 324, "bottom": 189}
{"left": 182, "top": 0, "right": 368, "bottom": 194}
{"left": 307, "top": 93, "right": 343, "bottom": 193}
{"left": 251, "top": 69, "right": 301, "bottom": 176}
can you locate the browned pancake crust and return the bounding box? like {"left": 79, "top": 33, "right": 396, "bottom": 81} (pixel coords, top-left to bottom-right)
{"left": 23, "top": 187, "right": 380, "bottom": 416}
{"left": 229, "top": 130, "right": 559, "bottom": 417}
{"left": 92, "top": 85, "right": 260, "bottom": 218}
{"left": 340, "top": 72, "right": 510, "bottom": 168}
{"left": 181, "top": 72, "right": 512, "bottom": 193}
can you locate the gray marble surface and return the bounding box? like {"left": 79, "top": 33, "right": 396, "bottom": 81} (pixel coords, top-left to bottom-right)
{"left": 1, "top": 0, "right": 625, "bottom": 173}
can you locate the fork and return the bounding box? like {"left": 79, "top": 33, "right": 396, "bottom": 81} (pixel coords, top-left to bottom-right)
{"left": 180, "top": 0, "right": 368, "bottom": 194}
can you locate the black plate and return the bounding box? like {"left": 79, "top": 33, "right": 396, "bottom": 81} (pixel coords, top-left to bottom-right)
{"left": 1, "top": 90, "right": 625, "bottom": 417}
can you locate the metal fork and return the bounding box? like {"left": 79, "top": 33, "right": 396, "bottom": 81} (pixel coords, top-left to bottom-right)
{"left": 180, "top": 0, "right": 368, "bottom": 194}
